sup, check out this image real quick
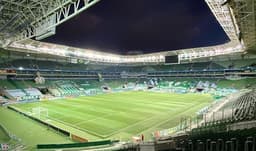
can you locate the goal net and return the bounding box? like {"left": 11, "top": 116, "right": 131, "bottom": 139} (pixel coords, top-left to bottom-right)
{"left": 31, "top": 107, "right": 48, "bottom": 119}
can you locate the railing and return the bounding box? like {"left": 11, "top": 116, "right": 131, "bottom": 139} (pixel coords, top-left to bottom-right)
{"left": 37, "top": 140, "right": 116, "bottom": 150}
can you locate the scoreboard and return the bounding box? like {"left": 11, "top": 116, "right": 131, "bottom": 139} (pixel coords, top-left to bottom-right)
{"left": 165, "top": 55, "right": 179, "bottom": 64}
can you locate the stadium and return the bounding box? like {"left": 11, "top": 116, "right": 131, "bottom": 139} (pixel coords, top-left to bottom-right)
{"left": 0, "top": 0, "right": 256, "bottom": 150}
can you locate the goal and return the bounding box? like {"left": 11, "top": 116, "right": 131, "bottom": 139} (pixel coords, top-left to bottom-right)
{"left": 31, "top": 107, "right": 48, "bottom": 119}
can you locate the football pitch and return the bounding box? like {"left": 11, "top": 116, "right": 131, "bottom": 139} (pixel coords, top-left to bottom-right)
{"left": 11, "top": 91, "right": 213, "bottom": 140}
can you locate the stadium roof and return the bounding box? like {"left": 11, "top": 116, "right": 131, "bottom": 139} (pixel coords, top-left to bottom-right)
{"left": 0, "top": 0, "right": 255, "bottom": 64}
{"left": 41, "top": 0, "right": 230, "bottom": 54}
{"left": 0, "top": 0, "right": 100, "bottom": 45}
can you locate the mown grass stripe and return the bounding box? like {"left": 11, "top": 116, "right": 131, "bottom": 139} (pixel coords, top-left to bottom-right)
{"left": 12, "top": 91, "right": 213, "bottom": 139}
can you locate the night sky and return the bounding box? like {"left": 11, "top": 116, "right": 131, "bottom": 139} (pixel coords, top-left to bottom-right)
{"left": 43, "top": 0, "right": 229, "bottom": 54}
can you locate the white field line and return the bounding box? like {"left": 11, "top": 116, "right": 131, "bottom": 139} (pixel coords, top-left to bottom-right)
{"left": 68, "top": 98, "right": 185, "bottom": 116}
{"left": 105, "top": 103, "right": 193, "bottom": 137}
{"left": 74, "top": 112, "right": 114, "bottom": 126}
{"left": 50, "top": 101, "right": 113, "bottom": 115}
{"left": 44, "top": 101, "right": 189, "bottom": 138}
{"left": 55, "top": 101, "right": 116, "bottom": 114}
{"left": 21, "top": 95, "right": 202, "bottom": 138}
{"left": 136, "top": 102, "right": 208, "bottom": 136}
{"left": 39, "top": 109, "right": 107, "bottom": 137}
{"left": 42, "top": 103, "right": 129, "bottom": 136}
{"left": 76, "top": 104, "right": 180, "bottom": 128}
{"left": 73, "top": 97, "right": 191, "bottom": 109}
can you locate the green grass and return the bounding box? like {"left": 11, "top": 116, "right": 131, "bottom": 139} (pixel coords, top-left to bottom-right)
{"left": 0, "top": 126, "right": 10, "bottom": 143}
{"left": 0, "top": 107, "right": 73, "bottom": 150}
{"left": 11, "top": 91, "right": 213, "bottom": 141}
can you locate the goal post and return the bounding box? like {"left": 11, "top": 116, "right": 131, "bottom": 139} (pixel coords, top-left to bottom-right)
{"left": 31, "top": 107, "right": 48, "bottom": 119}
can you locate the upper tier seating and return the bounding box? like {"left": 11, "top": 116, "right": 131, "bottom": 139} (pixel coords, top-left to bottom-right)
{"left": 0, "top": 58, "right": 236, "bottom": 73}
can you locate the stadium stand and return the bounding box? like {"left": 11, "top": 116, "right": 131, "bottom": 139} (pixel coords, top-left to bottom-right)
{"left": 1, "top": 0, "right": 256, "bottom": 150}
{"left": 119, "top": 90, "right": 256, "bottom": 151}
{"left": 0, "top": 58, "right": 251, "bottom": 72}
{"left": 232, "top": 91, "right": 256, "bottom": 121}
{"left": 47, "top": 87, "right": 62, "bottom": 97}
{"left": 0, "top": 80, "right": 17, "bottom": 89}
{"left": 0, "top": 58, "right": 255, "bottom": 150}
{"left": 0, "top": 41, "right": 255, "bottom": 151}
{"left": 2, "top": 88, "right": 42, "bottom": 102}
{"left": 23, "top": 88, "right": 42, "bottom": 100}
{"left": 0, "top": 96, "right": 8, "bottom": 105}
{"left": 54, "top": 81, "right": 84, "bottom": 96}
{"left": 2, "top": 89, "right": 26, "bottom": 101}
{"left": 214, "top": 58, "right": 256, "bottom": 69}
